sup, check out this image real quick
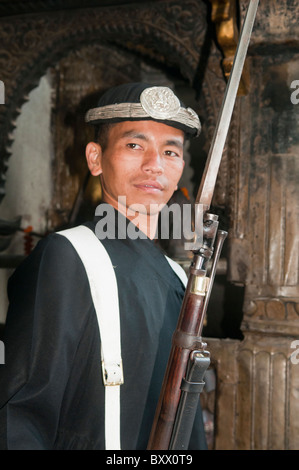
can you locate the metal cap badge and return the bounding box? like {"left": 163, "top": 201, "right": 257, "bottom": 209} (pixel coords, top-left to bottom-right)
{"left": 140, "top": 86, "right": 181, "bottom": 119}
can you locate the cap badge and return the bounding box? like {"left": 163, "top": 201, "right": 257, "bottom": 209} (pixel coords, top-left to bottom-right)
{"left": 140, "top": 86, "right": 181, "bottom": 120}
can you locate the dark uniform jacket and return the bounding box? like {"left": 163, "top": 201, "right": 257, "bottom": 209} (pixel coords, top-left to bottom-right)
{"left": 0, "top": 210, "right": 206, "bottom": 450}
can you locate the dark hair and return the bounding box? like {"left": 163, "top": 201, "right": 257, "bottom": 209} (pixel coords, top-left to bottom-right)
{"left": 94, "top": 122, "right": 115, "bottom": 152}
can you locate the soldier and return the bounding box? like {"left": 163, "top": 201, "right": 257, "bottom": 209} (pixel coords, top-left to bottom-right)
{"left": 0, "top": 82, "right": 206, "bottom": 450}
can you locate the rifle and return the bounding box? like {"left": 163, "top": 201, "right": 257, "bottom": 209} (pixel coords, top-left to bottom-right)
{"left": 147, "top": 0, "right": 259, "bottom": 450}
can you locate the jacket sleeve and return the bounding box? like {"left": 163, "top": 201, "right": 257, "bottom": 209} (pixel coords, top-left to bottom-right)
{"left": 0, "top": 234, "right": 92, "bottom": 449}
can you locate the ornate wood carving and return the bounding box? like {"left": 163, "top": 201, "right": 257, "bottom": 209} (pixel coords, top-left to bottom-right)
{"left": 240, "top": 0, "right": 299, "bottom": 49}
{"left": 207, "top": 332, "right": 299, "bottom": 450}
{"left": 210, "top": 0, "right": 250, "bottom": 95}
{"left": 228, "top": 52, "right": 299, "bottom": 326}
{"left": 207, "top": 40, "right": 299, "bottom": 450}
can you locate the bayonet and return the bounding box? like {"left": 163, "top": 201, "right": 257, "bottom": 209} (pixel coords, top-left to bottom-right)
{"left": 195, "top": 0, "right": 259, "bottom": 215}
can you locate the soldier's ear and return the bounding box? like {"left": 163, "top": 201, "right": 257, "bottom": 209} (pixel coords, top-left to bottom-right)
{"left": 85, "top": 142, "right": 103, "bottom": 176}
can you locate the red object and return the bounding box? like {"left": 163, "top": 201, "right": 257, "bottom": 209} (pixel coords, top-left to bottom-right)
{"left": 24, "top": 225, "right": 33, "bottom": 255}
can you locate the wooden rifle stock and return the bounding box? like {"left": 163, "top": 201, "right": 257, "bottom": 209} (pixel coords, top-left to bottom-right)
{"left": 147, "top": 214, "right": 227, "bottom": 449}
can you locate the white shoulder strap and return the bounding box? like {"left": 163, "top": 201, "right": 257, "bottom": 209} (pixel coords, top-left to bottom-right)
{"left": 164, "top": 255, "right": 188, "bottom": 287}
{"left": 57, "top": 225, "right": 123, "bottom": 450}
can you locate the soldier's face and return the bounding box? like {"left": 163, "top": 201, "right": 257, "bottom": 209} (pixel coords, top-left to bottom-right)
{"left": 87, "top": 120, "right": 185, "bottom": 214}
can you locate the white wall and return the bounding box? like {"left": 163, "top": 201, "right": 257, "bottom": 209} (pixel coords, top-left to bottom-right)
{"left": 0, "top": 72, "right": 53, "bottom": 323}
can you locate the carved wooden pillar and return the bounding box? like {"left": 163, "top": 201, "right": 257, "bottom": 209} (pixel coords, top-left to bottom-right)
{"left": 205, "top": 1, "right": 299, "bottom": 450}
{"left": 224, "top": 49, "right": 299, "bottom": 449}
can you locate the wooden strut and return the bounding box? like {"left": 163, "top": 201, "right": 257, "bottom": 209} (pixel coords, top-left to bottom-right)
{"left": 147, "top": 0, "right": 259, "bottom": 450}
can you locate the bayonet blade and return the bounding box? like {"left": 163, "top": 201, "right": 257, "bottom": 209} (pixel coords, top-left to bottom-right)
{"left": 195, "top": 0, "right": 259, "bottom": 212}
